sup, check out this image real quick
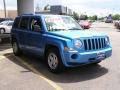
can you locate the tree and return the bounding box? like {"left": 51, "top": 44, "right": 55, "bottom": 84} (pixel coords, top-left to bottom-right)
{"left": 73, "top": 12, "right": 79, "bottom": 20}
{"left": 44, "top": 4, "right": 50, "bottom": 10}
{"left": 88, "top": 15, "right": 98, "bottom": 20}
{"left": 98, "top": 17, "right": 104, "bottom": 20}
{"left": 35, "top": 4, "right": 41, "bottom": 12}
{"left": 80, "top": 14, "right": 88, "bottom": 20}
{"left": 112, "top": 14, "right": 120, "bottom": 20}
{"left": 93, "top": 15, "right": 97, "bottom": 20}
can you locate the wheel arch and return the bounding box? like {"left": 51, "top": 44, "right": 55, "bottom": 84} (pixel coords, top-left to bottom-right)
{"left": 44, "top": 43, "right": 66, "bottom": 66}
{"left": 45, "top": 44, "right": 60, "bottom": 55}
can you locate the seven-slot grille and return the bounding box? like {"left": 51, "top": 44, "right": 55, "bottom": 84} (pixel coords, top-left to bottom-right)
{"left": 83, "top": 38, "right": 106, "bottom": 50}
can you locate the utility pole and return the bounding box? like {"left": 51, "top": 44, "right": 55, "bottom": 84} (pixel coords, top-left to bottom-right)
{"left": 3, "top": 0, "right": 6, "bottom": 18}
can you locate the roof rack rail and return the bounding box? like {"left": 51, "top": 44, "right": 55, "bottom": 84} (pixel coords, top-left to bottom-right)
{"left": 21, "top": 13, "right": 34, "bottom": 15}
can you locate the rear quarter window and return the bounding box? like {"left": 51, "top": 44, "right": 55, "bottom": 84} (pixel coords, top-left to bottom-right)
{"left": 19, "top": 17, "right": 29, "bottom": 30}
{"left": 13, "top": 17, "right": 20, "bottom": 29}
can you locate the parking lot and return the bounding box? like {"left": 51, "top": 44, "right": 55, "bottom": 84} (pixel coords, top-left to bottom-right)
{"left": 0, "top": 22, "right": 120, "bottom": 90}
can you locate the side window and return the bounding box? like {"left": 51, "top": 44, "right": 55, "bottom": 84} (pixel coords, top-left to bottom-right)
{"left": 13, "top": 17, "right": 20, "bottom": 29}
{"left": 29, "top": 17, "right": 42, "bottom": 32}
{"left": 20, "top": 17, "right": 29, "bottom": 30}
{"left": 8, "top": 22, "right": 13, "bottom": 26}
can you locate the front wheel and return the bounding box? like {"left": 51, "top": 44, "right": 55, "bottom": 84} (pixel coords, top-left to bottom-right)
{"left": 46, "top": 48, "right": 64, "bottom": 73}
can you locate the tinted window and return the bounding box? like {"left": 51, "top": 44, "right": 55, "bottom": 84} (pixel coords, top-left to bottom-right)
{"left": 13, "top": 17, "right": 20, "bottom": 29}
{"left": 20, "top": 17, "right": 29, "bottom": 30}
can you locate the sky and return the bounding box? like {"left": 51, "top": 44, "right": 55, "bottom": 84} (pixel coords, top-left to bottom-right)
{"left": 0, "top": 0, "right": 120, "bottom": 17}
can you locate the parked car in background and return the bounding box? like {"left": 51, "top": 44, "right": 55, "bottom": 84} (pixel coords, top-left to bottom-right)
{"left": 0, "top": 18, "right": 13, "bottom": 23}
{"left": 105, "top": 15, "right": 113, "bottom": 23}
{"left": 0, "top": 20, "right": 14, "bottom": 34}
{"left": 105, "top": 19, "right": 113, "bottom": 23}
{"left": 79, "top": 20, "right": 91, "bottom": 29}
{"left": 114, "top": 20, "right": 120, "bottom": 29}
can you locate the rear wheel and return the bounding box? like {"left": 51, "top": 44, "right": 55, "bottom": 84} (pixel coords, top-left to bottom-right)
{"left": 12, "top": 40, "right": 21, "bottom": 56}
{"left": 46, "top": 48, "right": 64, "bottom": 73}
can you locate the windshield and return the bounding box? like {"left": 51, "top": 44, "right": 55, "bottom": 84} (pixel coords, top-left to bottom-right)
{"left": 44, "top": 15, "right": 82, "bottom": 31}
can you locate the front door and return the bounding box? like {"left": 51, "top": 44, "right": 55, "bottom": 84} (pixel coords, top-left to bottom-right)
{"left": 25, "top": 16, "right": 44, "bottom": 56}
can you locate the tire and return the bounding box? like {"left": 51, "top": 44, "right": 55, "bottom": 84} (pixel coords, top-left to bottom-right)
{"left": 0, "top": 28, "right": 5, "bottom": 34}
{"left": 46, "top": 48, "right": 64, "bottom": 73}
{"left": 12, "top": 40, "right": 21, "bottom": 56}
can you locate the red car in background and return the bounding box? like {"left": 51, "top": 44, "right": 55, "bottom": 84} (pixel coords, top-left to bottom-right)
{"left": 79, "top": 20, "right": 91, "bottom": 29}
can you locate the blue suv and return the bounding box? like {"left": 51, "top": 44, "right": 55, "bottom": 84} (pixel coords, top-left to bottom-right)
{"left": 11, "top": 14, "right": 112, "bottom": 73}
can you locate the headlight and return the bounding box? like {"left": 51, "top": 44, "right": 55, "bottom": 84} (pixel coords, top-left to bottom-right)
{"left": 105, "top": 37, "right": 110, "bottom": 45}
{"left": 75, "top": 39, "right": 82, "bottom": 48}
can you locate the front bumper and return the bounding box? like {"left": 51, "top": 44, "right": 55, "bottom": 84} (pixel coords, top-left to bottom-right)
{"left": 63, "top": 47, "right": 112, "bottom": 67}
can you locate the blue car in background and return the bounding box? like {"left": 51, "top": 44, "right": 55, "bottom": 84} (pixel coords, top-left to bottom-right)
{"left": 11, "top": 14, "right": 112, "bottom": 73}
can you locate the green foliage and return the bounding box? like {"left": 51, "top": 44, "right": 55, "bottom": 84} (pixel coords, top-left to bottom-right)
{"left": 88, "top": 15, "right": 98, "bottom": 20}
{"left": 80, "top": 14, "right": 88, "bottom": 20}
{"left": 73, "top": 12, "right": 79, "bottom": 20}
{"left": 44, "top": 4, "right": 50, "bottom": 10}
{"left": 112, "top": 14, "right": 120, "bottom": 20}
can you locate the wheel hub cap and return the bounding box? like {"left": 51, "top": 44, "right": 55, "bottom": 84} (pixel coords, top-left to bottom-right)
{"left": 48, "top": 53, "right": 58, "bottom": 70}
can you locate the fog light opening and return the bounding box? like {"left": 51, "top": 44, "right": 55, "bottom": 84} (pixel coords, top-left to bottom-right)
{"left": 71, "top": 54, "right": 78, "bottom": 59}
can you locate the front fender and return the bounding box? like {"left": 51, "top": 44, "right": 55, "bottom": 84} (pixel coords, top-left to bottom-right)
{"left": 44, "top": 36, "right": 70, "bottom": 66}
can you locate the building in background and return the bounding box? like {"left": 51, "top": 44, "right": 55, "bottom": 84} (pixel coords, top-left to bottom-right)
{"left": 0, "top": 10, "right": 5, "bottom": 18}
{"left": 7, "top": 10, "right": 17, "bottom": 18}
{"left": 35, "top": 5, "right": 73, "bottom": 15}
{"left": 50, "top": 5, "right": 72, "bottom": 15}
{"left": 0, "top": 10, "right": 17, "bottom": 19}
{"left": 0, "top": 5, "right": 72, "bottom": 19}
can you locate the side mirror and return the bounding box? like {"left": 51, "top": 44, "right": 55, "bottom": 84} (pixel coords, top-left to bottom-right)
{"left": 34, "top": 25, "right": 42, "bottom": 32}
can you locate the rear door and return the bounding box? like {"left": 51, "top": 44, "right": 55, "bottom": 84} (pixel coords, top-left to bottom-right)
{"left": 18, "top": 16, "right": 30, "bottom": 49}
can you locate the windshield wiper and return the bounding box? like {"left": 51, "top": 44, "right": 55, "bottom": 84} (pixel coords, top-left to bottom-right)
{"left": 54, "top": 29, "right": 66, "bottom": 31}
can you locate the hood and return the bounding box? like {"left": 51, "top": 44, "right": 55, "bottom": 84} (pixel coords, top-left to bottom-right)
{"left": 49, "top": 30, "right": 106, "bottom": 39}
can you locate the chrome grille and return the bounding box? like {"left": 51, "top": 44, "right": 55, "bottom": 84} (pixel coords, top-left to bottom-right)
{"left": 83, "top": 38, "right": 106, "bottom": 50}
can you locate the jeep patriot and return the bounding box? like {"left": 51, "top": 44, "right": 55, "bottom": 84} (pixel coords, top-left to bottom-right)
{"left": 11, "top": 14, "right": 112, "bottom": 73}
